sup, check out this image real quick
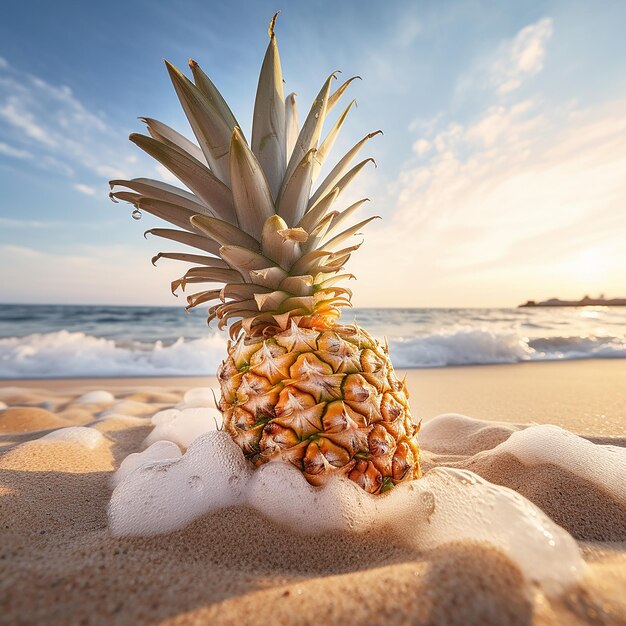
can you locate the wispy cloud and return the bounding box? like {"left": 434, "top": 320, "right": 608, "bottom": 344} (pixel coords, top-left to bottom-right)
{"left": 0, "top": 141, "right": 33, "bottom": 159}
{"left": 455, "top": 17, "right": 554, "bottom": 99}
{"left": 0, "top": 243, "right": 182, "bottom": 306}
{"left": 0, "top": 55, "right": 199, "bottom": 206}
{"left": 154, "top": 164, "right": 181, "bottom": 184}
{"left": 492, "top": 17, "right": 554, "bottom": 94}
{"left": 0, "top": 99, "right": 55, "bottom": 146}
{"left": 0, "top": 217, "right": 122, "bottom": 230}
{"left": 0, "top": 218, "right": 62, "bottom": 229}
{"left": 350, "top": 18, "right": 626, "bottom": 307}
{"left": 73, "top": 183, "right": 97, "bottom": 196}
{"left": 0, "top": 57, "right": 148, "bottom": 188}
{"left": 393, "top": 14, "right": 423, "bottom": 49}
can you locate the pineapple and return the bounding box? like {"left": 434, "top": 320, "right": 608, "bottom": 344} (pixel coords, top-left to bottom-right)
{"left": 110, "top": 14, "right": 421, "bottom": 494}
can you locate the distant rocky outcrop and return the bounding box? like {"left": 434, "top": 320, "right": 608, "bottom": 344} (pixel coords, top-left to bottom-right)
{"left": 519, "top": 295, "right": 626, "bottom": 307}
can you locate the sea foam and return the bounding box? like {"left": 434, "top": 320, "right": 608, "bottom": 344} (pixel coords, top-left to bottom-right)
{"left": 108, "top": 411, "right": 595, "bottom": 591}
{"left": 111, "top": 440, "right": 182, "bottom": 487}
{"left": 493, "top": 424, "right": 626, "bottom": 505}
{"left": 1, "top": 327, "right": 625, "bottom": 378}
{"left": 421, "top": 413, "right": 626, "bottom": 507}
{"left": 0, "top": 330, "right": 227, "bottom": 378}
{"left": 41, "top": 426, "right": 104, "bottom": 449}
{"left": 177, "top": 387, "right": 221, "bottom": 409}
{"left": 75, "top": 390, "right": 116, "bottom": 404}
{"left": 144, "top": 407, "right": 222, "bottom": 448}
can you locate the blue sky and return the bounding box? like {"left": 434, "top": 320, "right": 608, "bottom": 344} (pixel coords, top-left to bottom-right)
{"left": 1, "top": 0, "right": 625, "bottom": 307}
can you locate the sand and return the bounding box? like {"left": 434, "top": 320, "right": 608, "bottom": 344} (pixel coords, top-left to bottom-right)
{"left": 0, "top": 360, "right": 625, "bottom": 625}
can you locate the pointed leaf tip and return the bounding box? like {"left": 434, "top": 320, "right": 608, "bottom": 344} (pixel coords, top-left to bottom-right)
{"left": 269, "top": 11, "right": 280, "bottom": 37}
{"left": 163, "top": 58, "right": 179, "bottom": 74}
{"left": 164, "top": 59, "right": 233, "bottom": 183}
{"left": 251, "top": 33, "right": 286, "bottom": 199}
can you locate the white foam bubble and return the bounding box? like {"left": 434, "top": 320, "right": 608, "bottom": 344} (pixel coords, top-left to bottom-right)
{"left": 398, "top": 468, "right": 583, "bottom": 589}
{"left": 100, "top": 400, "right": 154, "bottom": 418}
{"left": 109, "top": 432, "right": 251, "bottom": 536}
{"left": 420, "top": 413, "right": 520, "bottom": 453}
{"left": 488, "top": 424, "right": 626, "bottom": 505}
{"left": 111, "top": 440, "right": 182, "bottom": 487}
{"left": 144, "top": 407, "right": 223, "bottom": 449}
{"left": 177, "top": 387, "right": 220, "bottom": 409}
{"left": 109, "top": 432, "right": 585, "bottom": 591}
{"left": 75, "top": 390, "right": 115, "bottom": 404}
{"left": 247, "top": 462, "right": 380, "bottom": 534}
{"left": 93, "top": 414, "right": 147, "bottom": 426}
{"left": 41, "top": 426, "right": 104, "bottom": 449}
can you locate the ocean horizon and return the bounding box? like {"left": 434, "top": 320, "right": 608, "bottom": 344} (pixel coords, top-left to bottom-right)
{"left": 1, "top": 303, "right": 625, "bottom": 379}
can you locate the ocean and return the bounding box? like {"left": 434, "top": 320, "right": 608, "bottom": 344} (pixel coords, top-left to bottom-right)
{"left": 0, "top": 304, "right": 625, "bottom": 379}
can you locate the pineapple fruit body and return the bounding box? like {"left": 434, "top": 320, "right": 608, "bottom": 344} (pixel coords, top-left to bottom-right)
{"left": 219, "top": 321, "right": 421, "bottom": 493}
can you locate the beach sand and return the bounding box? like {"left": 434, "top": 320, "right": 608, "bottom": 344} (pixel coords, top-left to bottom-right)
{"left": 0, "top": 360, "right": 624, "bottom": 625}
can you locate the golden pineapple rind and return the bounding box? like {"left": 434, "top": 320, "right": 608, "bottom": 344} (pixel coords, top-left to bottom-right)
{"left": 218, "top": 323, "right": 421, "bottom": 494}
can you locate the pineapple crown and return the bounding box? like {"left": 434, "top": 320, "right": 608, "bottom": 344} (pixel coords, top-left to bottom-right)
{"left": 110, "top": 13, "right": 381, "bottom": 339}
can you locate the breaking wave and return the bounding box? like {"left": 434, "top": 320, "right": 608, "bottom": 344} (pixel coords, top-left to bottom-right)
{"left": 390, "top": 329, "right": 626, "bottom": 368}
{"left": 0, "top": 331, "right": 228, "bottom": 379}
{"left": 0, "top": 327, "right": 625, "bottom": 378}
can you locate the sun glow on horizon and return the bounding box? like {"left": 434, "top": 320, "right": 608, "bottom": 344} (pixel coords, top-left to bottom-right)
{"left": 566, "top": 248, "right": 611, "bottom": 283}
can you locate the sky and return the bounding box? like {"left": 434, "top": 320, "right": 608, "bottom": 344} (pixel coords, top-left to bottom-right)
{"left": 0, "top": 0, "right": 625, "bottom": 308}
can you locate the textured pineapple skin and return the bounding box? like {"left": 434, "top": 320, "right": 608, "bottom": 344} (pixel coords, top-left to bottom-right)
{"left": 218, "top": 323, "right": 421, "bottom": 494}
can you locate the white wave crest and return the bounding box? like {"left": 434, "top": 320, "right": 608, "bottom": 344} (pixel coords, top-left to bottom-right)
{"left": 390, "top": 328, "right": 532, "bottom": 367}
{"left": 390, "top": 328, "right": 626, "bottom": 367}
{"left": 0, "top": 330, "right": 227, "bottom": 378}
{"left": 0, "top": 327, "right": 625, "bottom": 378}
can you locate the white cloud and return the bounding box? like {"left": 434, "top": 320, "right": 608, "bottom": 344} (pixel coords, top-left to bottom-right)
{"left": 0, "top": 217, "right": 120, "bottom": 230}
{"left": 492, "top": 18, "right": 554, "bottom": 94}
{"left": 454, "top": 18, "right": 554, "bottom": 99}
{"left": 463, "top": 100, "right": 537, "bottom": 147}
{"left": 342, "top": 14, "right": 625, "bottom": 307}
{"left": 0, "top": 218, "right": 60, "bottom": 229}
{"left": 350, "top": 98, "right": 626, "bottom": 307}
{"left": 0, "top": 141, "right": 33, "bottom": 159}
{"left": 0, "top": 59, "right": 143, "bottom": 185}
{"left": 73, "top": 183, "right": 97, "bottom": 196}
{"left": 0, "top": 57, "right": 7, "bottom": 69}
{"left": 0, "top": 243, "right": 183, "bottom": 306}
{"left": 0, "top": 98, "right": 55, "bottom": 146}
{"left": 394, "top": 15, "right": 423, "bottom": 48}
{"left": 155, "top": 163, "right": 182, "bottom": 184}
{"left": 412, "top": 138, "right": 431, "bottom": 156}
